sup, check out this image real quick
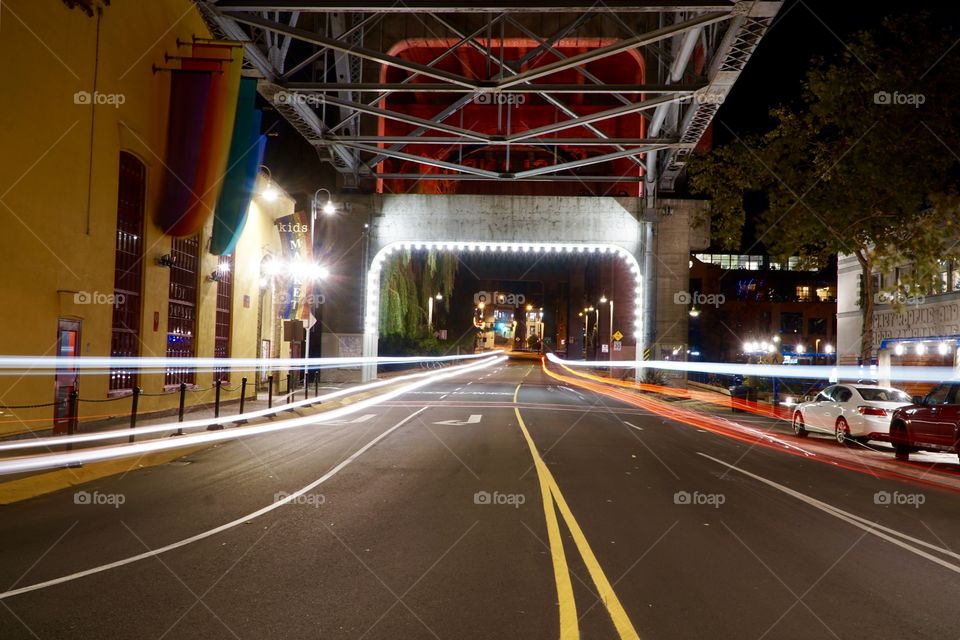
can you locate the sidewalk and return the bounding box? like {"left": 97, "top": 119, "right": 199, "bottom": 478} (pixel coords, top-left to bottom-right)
{"left": 0, "top": 380, "right": 349, "bottom": 445}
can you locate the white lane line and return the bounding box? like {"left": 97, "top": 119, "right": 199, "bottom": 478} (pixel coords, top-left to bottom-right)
{"left": 697, "top": 453, "right": 960, "bottom": 574}
{"left": 0, "top": 408, "right": 430, "bottom": 601}
{"left": 623, "top": 421, "right": 644, "bottom": 431}
{"left": 560, "top": 386, "right": 586, "bottom": 399}
{"left": 439, "top": 394, "right": 449, "bottom": 399}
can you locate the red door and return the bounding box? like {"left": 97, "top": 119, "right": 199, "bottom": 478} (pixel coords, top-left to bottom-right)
{"left": 53, "top": 319, "right": 81, "bottom": 434}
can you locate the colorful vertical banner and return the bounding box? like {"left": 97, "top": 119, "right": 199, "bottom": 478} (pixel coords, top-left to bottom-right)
{"left": 154, "top": 70, "right": 213, "bottom": 235}
{"left": 275, "top": 212, "right": 313, "bottom": 323}
{"left": 210, "top": 77, "right": 266, "bottom": 255}
{"left": 156, "top": 43, "right": 242, "bottom": 237}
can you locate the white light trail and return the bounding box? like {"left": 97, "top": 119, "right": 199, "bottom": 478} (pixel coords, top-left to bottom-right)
{"left": 0, "top": 356, "right": 506, "bottom": 475}
{"left": 0, "top": 351, "right": 502, "bottom": 374}
{"left": 545, "top": 353, "right": 956, "bottom": 384}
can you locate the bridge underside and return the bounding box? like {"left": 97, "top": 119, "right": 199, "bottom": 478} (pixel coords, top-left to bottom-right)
{"left": 199, "top": 1, "right": 782, "bottom": 193}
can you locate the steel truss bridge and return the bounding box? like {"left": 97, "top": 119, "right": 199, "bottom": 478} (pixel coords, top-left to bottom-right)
{"left": 198, "top": 1, "right": 782, "bottom": 193}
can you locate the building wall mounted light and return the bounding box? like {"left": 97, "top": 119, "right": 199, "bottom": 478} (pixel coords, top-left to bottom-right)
{"left": 259, "top": 166, "right": 278, "bottom": 202}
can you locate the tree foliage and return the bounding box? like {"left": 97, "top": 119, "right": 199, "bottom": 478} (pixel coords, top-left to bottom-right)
{"left": 378, "top": 249, "right": 458, "bottom": 339}
{"left": 689, "top": 14, "right": 960, "bottom": 360}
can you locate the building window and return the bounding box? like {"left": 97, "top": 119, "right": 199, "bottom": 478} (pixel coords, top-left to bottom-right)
{"left": 808, "top": 317, "right": 827, "bottom": 335}
{"left": 165, "top": 235, "right": 199, "bottom": 386}
{"left": 109, "top": 152, "right": 145, "bottom": 391}
{"left": 214, "top": 254, "right": 233, "bottom": 382}
{"left": 781, "top": 312, "right": 803, "bottom": 335}
{"left": 796, "top": 285, "right": 811, "bottom": 301}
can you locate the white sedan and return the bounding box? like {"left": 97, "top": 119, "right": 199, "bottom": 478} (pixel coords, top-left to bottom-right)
{"left": 792, "top": 384, "right": 913, "bottom": 444}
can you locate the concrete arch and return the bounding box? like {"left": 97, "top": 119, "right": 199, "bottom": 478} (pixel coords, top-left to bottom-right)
{"left": 361, "top": 195, "right": 646, "bottom": 379}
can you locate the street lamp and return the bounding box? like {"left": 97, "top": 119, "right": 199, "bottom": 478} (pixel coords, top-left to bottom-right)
{"left": 312, "top": 188, "right": 336, "bottom": 216}
{"left": 599, "top": 296, "right": 614, "bottom": 360}
{"left": 428, "top": 293, "right": 443, "bottom": 331}
{"left": 259, "top": 166, "right": 278, "bottom": 201}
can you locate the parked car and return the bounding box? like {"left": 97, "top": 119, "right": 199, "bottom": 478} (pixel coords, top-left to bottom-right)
{"left": 792, "top": 384, "right": 913, "bottom": 444}
{"left": 889, "top": 382, "right": 960, "bottom": 463}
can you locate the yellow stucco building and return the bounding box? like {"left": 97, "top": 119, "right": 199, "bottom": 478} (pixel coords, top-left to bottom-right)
{"left": 0, "top": 0, "right": 299, "bottom": 436}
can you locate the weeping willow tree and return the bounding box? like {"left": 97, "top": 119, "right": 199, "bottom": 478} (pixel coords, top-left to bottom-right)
{"left": 379, "top": 250, "right": 457, "bottom": 338}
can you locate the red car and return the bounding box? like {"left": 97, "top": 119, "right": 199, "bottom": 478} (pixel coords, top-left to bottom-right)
{"left": 888, "top": 382, "right": 960, "bottom": 463}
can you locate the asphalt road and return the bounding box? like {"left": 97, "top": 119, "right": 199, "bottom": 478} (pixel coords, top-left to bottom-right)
{"left": 1, "top": 360, "right": 958, "bottom": 639}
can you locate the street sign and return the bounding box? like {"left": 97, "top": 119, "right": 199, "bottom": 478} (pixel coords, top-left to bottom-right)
{"left": 613, "top": 341, "right": 622, "bottom": 351}
{"left": 612, "top": 330, "right": 623, "bottom": 341}
{"left": 601, "top": 344, "right": 609, "bottom": 353}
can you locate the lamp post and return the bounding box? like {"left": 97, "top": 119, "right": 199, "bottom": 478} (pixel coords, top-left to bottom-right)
{"left": 600, "top": 295, "right": 614, "bottom": 360}
{"left": 306, "top": 189, "right": 336, "bottom": 386}
{"left": 428, "top": 292, "right": 442, "bottom": 332}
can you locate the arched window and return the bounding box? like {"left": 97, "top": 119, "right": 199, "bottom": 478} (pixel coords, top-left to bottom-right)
{"left": 214, "top": 254, "right": 234, "bottom": 381}
{"left": 165, "top": 234, "right": 200, "bottom": 386}
{"left": 110, "top": 152, "right": 146, "bottom": 391}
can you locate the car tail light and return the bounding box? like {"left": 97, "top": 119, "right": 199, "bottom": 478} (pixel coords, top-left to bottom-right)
{"left": 857, "top": 406, "right": 887, "bottom": 416}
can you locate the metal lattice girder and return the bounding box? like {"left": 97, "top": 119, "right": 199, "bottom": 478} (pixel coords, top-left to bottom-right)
{"left": 318, "top": 136, "right": 680, "bottom": 146}
{"left": 658, "top": 2, "right": 782, "bottom": 190}
{"left": 496, "top": 11, "right": 730, "bottom": 89}
{"left": 372, "top": 174, "right": 646, "bottom": 182}
{"left": 221, "top": 11, "right": 480, "bottom": 88}
{"left": 198, "top": 0, "right": 781, "bottom": 185}
{"left": 213, "top": 2, "right": 739, "bottom": 12}
{"left": 284, "top": 83, "right": 705, "bottom": 94}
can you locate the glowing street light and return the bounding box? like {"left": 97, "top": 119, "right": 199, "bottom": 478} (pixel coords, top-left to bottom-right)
{"left": 259, "top": 166, "right": 278, "bottom": 201}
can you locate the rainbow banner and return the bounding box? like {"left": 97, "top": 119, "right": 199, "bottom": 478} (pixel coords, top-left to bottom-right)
{"left": 154, "top": 70, "right": 213, "bottom": 235}
{"left": 276, "top": 211, "right": 313, "bottom": 323}
{"left": 210, "top": 77, "right": 266, "bottom": 255}
{"left": 156, "top": 43, "right": 242, "bottom": 237}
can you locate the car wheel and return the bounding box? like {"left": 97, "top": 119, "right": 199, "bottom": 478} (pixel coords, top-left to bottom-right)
{"left": 793, "top": 412, "right": 807, "bottom": 437}
{"left": 890, "top": 422, "right": 910, "bottom": 461}
{"left": 835, "top": 418, "right": 851, "bottom": 445}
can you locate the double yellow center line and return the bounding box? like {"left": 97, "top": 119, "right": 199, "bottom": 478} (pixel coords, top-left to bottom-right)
{"left": 513, "top": 383, "right": 640, "bottom": 640}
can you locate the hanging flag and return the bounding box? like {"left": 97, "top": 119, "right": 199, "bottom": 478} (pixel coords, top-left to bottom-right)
{"left": 276, "top": 212, "right": 313, "bottom": 322}
{"left": 154, "top": 70, "right": 213, "bottom": 235}
{"left": 210, "top": 77, "right": 265, "bottom": 255}
{"left": 157, "top": 43, "right": 242, "bottom": 237}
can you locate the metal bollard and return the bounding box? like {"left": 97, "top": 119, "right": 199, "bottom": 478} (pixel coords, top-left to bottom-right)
{"left": 208, "top": 379, "right": 223, "bottom": 430}
{"left": 314, "top": 374, "right": 319, "bottom": 399}
{"left": 287, "top": 374, "right": 291, "bottom": 398}
{"left": 128, "top": 387, "right": 140, "bottom": 444}
{"left": 66, "top": 389, "right": 79, "bottom": 452}
{"left": 175, "top": 382, "right": 186, "bottom": 435}
{"left": 267, "top": 374, "right": 274, "bottom": 414}
{"left": 237, "top": 377, "right": 248, "bottom": 423}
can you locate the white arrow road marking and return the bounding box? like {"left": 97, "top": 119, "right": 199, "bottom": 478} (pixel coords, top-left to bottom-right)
{"left": 432, "top": 414, "right": 483, "bottom": 426}
{"left": 316, "top": 413, "right": 376, "bottom": 426}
